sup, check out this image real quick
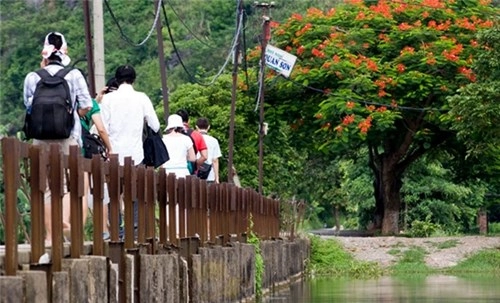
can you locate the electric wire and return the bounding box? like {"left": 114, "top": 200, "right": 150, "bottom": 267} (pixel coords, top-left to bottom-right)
{"left": 165, "top": 0, "right": 216, "bottom": 48}
{"left": 162, "top": 0, "right": 244, "bottom": 86}
{"left": 284, "top": 76, "right": 447, "bottom": 113}
{"left": 104, "top": 0, "right": 162, "bottom": 47}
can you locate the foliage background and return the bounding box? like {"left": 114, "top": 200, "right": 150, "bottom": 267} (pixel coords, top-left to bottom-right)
{"left": 1, "top": 0, "right": 499, "bottom": 240}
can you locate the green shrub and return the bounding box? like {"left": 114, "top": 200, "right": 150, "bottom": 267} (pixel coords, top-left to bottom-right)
{"left": 407, "top": 220, "right": 440, "bottom": 238}
{"left": 307, "top": 235, "right": 382, "bottom": 278}
{"left": 488, "top": 223, "right": 500, "bottom": 235}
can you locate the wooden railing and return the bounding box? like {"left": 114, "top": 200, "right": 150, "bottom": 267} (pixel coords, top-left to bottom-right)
{"left": 0, "top": 136, "right": 280, "bottom": 276}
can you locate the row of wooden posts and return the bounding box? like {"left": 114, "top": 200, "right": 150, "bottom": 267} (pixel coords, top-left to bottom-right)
{"left": 1, "top": 137, "right": 282, "bottom": 276}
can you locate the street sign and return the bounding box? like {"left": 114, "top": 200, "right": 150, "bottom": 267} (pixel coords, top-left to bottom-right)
{"left": 264, "top": 44, "right": 297, "bottom": 78}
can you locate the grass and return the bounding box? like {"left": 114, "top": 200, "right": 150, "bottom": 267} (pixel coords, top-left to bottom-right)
{"left": 390, "top": 246, "right": 435, "bottom": 275}
{"left": 307, "top": 235, "right": 383, "bottom": 279}
{"left": 446, "top": 248, "right": 500, "bottom": 274}
{"left": 307, "top": 236, "right": 500, "bottom": 279}
{"left": 432, "top": 239, "right": 460, "bottom": 249}
{"left": 387, "top": 248, "right": 401, "bottom": 255}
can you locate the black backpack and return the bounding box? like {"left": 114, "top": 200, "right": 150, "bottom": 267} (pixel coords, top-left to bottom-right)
{"left": 23, "top": 68, "right": 75, "bottom": 140}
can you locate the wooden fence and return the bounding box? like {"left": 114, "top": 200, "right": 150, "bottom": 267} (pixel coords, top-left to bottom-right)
{"left": 1, "top": 136, "right": 280, "bottom": 276}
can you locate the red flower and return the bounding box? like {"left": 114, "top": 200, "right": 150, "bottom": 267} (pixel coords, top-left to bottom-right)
{"left": 342, "top": 114, "right": 355, "bottom": 125}
{"left": 297, "top": 45, "right": 305, "bottom": 55}
{"left": 270, "top": 21, "right": 280, "bottom": 28}
{"left": 397, "top": 63, "right": 405, "bottom": 73}
{"left": 398, "top": 23, "right": 413, "bottom": 31}
{"left": 312, "top": 48, "right": 325, "bottom": 58}
{"left": 291, "top": 13, "right": 302, "bottom": 21}
{"left": 366, "top": 59, "right": 378, "bottom": 71}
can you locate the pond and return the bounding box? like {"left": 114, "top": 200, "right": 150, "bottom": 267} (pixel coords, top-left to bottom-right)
{"left": 264, "top": 275, "right": 500, "bottom": 302}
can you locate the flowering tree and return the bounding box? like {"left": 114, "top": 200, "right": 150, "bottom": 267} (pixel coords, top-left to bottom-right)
{"left": 263, "top": 0, "right": 497, "bottom": 234}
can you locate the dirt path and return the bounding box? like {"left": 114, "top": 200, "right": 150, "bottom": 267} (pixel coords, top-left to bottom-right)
{"left": 322, "top": 235, "right": 500, "bottom": 268}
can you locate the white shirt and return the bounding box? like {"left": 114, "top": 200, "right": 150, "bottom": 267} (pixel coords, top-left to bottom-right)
{"left": 200, "top": 132, "right": 222, "bottom": 181}
{"left": 100, "top": 83, "right": 160, "bottom": 165}
{"left": 162, "top": 132, "right": 193, "bottom": 178}
{"left": 23, "top": 63, "right": 92, "bottom": 146}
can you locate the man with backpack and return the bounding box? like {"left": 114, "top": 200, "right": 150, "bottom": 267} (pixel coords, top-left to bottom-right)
{"left": 23, "top": 32, "right": 93, "bottom": 245}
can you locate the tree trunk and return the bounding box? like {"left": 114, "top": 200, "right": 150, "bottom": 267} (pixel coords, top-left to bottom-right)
{"left": 381, "top": 165, "right": 403, "bottom": 235}
{"left": 333, "top": 206, "right": 340, "bottom": 231}
{"left": 373, "top": 177, "right": 384, "bottom": 230}
{"left": 478, "top": 207, "right": 487, "bottom": 235}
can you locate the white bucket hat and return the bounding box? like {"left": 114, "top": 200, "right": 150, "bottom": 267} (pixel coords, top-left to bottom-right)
{"left": 41, "top": 32, "right": 71, "bottom": 66}
{"left": 166, "top": 114, "right": 184, "bottom": 131}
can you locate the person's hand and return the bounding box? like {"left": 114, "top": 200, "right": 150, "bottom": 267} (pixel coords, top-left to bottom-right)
{"left": 96, "top": 86, "right": 108, "bottom": 102}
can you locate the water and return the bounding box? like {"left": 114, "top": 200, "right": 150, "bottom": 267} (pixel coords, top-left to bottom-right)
{"left": 264, "top": 275, "right": 500, "bottom": 302}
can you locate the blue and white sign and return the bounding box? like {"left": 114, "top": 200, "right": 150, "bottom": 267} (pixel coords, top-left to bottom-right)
{"left": 264, "top": 45, "right": 297, "bottom": 78}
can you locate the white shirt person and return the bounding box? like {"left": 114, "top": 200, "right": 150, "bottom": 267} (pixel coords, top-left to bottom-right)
{"left": 100, "top": 65, "right": 160, "bottom": 165}
{"left": 161, "top": 114, "right": 196, "bottom": 178}
{"left": 196, "top": 117, "right": 222, "bottom": 183}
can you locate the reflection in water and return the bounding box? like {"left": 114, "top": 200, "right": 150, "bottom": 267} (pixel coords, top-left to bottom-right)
{"left": 264, "top": 275, "right": 500, "bottom": 303}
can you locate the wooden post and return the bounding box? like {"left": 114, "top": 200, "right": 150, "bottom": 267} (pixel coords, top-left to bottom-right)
{"left": 29, "top": 145, "right": 45, "bottom": 264}
{"left": 2, "top": 138, "right": 20, "bottom": 275}
{"left": 69, "top": 145, "right": 83, "bottom": 258}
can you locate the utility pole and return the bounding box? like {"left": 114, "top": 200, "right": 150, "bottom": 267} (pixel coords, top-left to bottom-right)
{"left": 255, "top": 2, "right": 273, "bottom": 194}
{"left": 156, "top": 0, "right": 169, "bottom": 123}
{"left": 83, "top": 0, "right": 96, "bottom": 96}
{"left": 93, "top": 0, "right": 105, "bottom": 91}
{"left": 228, "top": 0, "right": 244, "bottom": 184}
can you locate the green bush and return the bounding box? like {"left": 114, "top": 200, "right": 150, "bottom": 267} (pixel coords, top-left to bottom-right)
{"left": 307, "top": 235, "right": 382, "bottom": 278}
{"left": 488, "top": 222, "right": 500, "bottom": 235}
{"left": 407, "top": 220, "right": 440, "bottom": 238}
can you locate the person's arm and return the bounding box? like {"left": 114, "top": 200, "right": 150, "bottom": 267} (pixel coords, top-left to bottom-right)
{"left": 193, "top": 132, "right": 208, "bottom": 166}
{"left": 91, "top": 113, "right": 113, "bottom": 155}
{"left": 187, "top": 146, "right": 196, "bottom": 162}
{"left": 212, "top": 157, "right": 219, "bottom": 183}
{"left": 197, "top": 149, "right": 208, "bottom": 166}
{"left": 95, "top": 86, "right": 108, "bottom": 103}
{"left": 23, "top": 72, "right": 38, "bottom": 108}
{"left": 143, "top": 95, "right": 160, "bottom": 132}
{"left": 73, "top": 69, "right": 92, "bottom": 114}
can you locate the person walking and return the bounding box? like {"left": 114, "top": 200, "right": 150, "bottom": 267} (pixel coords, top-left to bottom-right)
{"left": 23, "top": 32, "right": 93, "bottom": 245}
{"left": 195, "top": 117, "right": 222, "bottom": 184}
{"left": 161, "top": 114, "right": 196, "bottom": 178}
{"left": 175, "top": 109, "right": 208, "bottom": 174}
{"left": 100, "top": 65, "right": 160, "bottom": 165}
{"left": 81, "top": 78, "right": 118, "bottom": 240}
{"left": 100, "top": 65, "right": 160, "bottom": 238}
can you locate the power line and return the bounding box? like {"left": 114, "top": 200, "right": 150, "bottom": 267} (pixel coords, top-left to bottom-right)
{"left": 104, "top": 0, "right": 161, "bottom": 47}
{"left": 284, "top": 76, "right": 447, "bottom": 113}
{"left": 161, "top": 0, "right": 244, "bottom": 87}
{"left": 165, "top": 0, "right": 217, "bottom": 49}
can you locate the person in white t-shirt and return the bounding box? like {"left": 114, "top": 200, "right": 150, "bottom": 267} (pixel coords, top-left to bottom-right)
{"left": 195, "top": 117, "right": 222, "bottom": 183}
{"left": 100, "top": 65, "right": 160, "bottom": 165}
{"left": 162, "top": 114, "right": 196, "bottom": 178}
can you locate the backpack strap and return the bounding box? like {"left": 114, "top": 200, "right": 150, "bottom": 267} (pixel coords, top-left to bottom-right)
{"left": 35, "top": 67, "right": 73, "bottom": 80}
{"left": 35, "top": 68, "right": 52, "bottom": 80}
{"left": 54, "top": 67, "right": 73, "bottom": 78}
